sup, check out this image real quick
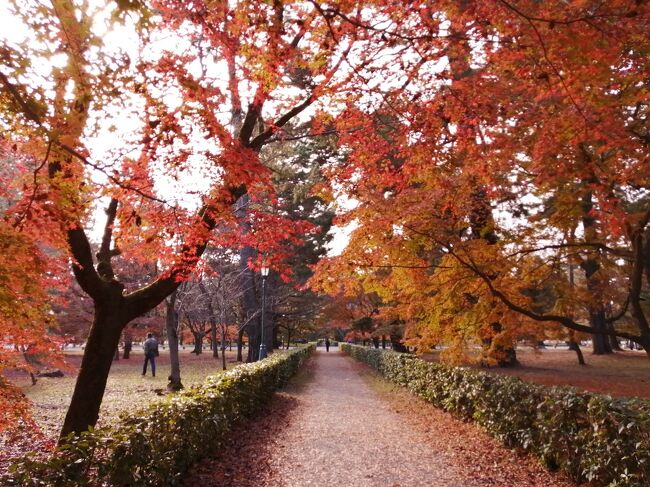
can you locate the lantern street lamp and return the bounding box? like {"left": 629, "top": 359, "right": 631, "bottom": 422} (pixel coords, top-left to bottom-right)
{"left": 259, "top": 264, "right": 270, "bottom": 360}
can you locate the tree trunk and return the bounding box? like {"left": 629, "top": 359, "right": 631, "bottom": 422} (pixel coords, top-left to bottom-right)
{"left": 381, "top": 335, "right": 386, "bottom": 349}
{"left": 211, "top": 320, "right": 219, "bottom": 359}
{"left": 590, "top": 308, "right": 613, "bottom": 355}
{"left": 372, "top": 336, "right": 380, "bottom": 349}
{"left": 241, "top": 250, "right": 260, "bottom": 362}
{"left": 390, "top": 333, "right": 409, "bottom": 353}
{"left": 608, "top": 322, "right": 623, "bottom": 351}
{"left": 580, "top": 188, "right": 613, "bottom": 355}
{"left": 191, "top": 332, "right": 204, "bottom": 355}
{"left": 60, "top": 296, "right": 126, "bottom": 441}
{"left": 237, "top": 326, "right": 244, "bottom": 362}
{"left": 468, "top": 187, "right": 517, "bottom": 367}
{"left": 122, "top": 333, "right": 132, "bottom": 359}
{"left": 286, "top": 328, "right": 291, "bottom": 349}
{"left": 271, "top": 315, "right": 279, "bottom": 351}
{"left": 166, "top": 291, "right": 183, "bottom": 391}
{"left": 236, "top": 195, "right": 261, "bottom": 362}
{"left": 568, "top": 331, "right": 586, "bottom": 365}
{"left": 221, "top": 325, "right": 227, "bottom": 371}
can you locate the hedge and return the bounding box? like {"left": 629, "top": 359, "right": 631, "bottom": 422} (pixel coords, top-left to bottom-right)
{"left": 3, "top": 344, "right": 315, "bottom": 486}
{"left": 341, "top": 343, "right": 650, "bottom": 487}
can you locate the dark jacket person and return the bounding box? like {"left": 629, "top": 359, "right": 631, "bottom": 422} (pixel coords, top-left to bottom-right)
{"left": 142, "top": 333, "right": 159, "bottom": 377}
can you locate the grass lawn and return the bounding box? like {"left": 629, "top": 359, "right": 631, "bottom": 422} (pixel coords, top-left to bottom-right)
{"left": 7, "top": 348, "right": 244, "bottom": 439}
{"left": 1, "top": 347, "right": 248, "bottom": 471}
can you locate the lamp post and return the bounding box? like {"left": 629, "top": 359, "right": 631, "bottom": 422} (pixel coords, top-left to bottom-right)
{"left": 259, "top": 264, "right": 269, "bottom": 360}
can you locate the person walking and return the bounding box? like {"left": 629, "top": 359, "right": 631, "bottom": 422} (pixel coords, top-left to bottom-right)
{"left": 142, "top": 333, "right": 159, "bottom": 377}
{"left": 325, "top": 337, "right": 330, "bottom": 352}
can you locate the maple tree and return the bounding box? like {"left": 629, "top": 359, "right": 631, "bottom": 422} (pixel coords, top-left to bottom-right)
{"left": 0, "top": 0, "right": 423, "bottom": 438}
{"left": 1, "top": 0, "right": 647, "bottom": 443}
{"left": 313, "top": 0, "right": 650, "bottom": 362}
{"left": 0, "top": 141, "right": 68, "bottom": 430}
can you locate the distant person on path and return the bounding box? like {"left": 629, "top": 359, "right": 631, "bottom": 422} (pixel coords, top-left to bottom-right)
{"left": 325, "top": 337, "right": 330, "bottom": 352}
{"left": 142, "top": 333, "right": 159, "bottom": 377}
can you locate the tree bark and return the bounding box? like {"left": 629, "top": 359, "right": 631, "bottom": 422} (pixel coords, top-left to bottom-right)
{"left": 468, "top": 188, "right": 518, "bottom": 367}
{"left": 236, "top": 195, "right": 261, "bottom": 362}
{"left": 580, "top": 188, "right": 613, "bottom": 355}
{"left": 211, "top": 320, "right": 219, "bottom": 358}
{"left": 589, "top": 307, "right": 612, "bottom": 355}
{"left": 390, "top": 333, "right": 409, "bottom": 353}
{"left": 191, "top": 331, "right": 204, "bottom": 355}
{"left": 568, "top": 331, "right": 586, "bottom": 365}
{"left": 607, "top": 322, "right": 623, "bottom": 351}
{"left": 60, "top": 290, "right": 126, "bottom": 440}
{"left": 166, "top": 291, "right": 183, "bottom": 391}
{"left": 122, "top": 333, "right": 132, "bottom": 359}
{"left": 221, "top": 326, "right": 227, "bottom": 371}
{"left": 237, "top": 326, "right": 245, "bottom": 362}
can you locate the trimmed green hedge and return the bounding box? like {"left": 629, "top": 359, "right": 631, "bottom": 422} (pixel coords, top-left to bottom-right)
{"left": 4, "top": 344, "right": 315, "bottom": 486}
{"left": 341, "top": 344, "right": 650, "bottom": 487}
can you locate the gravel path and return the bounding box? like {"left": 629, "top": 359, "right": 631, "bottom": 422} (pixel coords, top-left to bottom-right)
{"left": 186, "top": 350, "right": 573, "bottom": 487}
{"left": 267, "top": 350, "right": 464, "bottom": 487}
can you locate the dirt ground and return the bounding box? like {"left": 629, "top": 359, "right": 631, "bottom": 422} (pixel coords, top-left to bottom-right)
{"left": 421, "top": 346, "right": 650, "bottom": 399}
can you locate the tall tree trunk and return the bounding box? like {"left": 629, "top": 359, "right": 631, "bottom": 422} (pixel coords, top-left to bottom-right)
{"left": 607, "top": 322, "right": 623, "bottom": 351}
{"left": 236, "top": 195, "right": 261, "bottom": 362}
{"left": 191, "top": 331, "right": 204, "bottom": 355}
{"left": 271, "top": 313, "right": 279, "bottom": 351}
{"left": 166, "top": 291, "right": 183, "bottom": 391}
{"left": 580, "top": 188, "right": 613, "bottom": 355}
{"left": 390, "top": 333, "right": 408, "bottom": 353}
{"left": 221, "top": 324, "right": 227, "bottom": 371}
{"left": 286, "top": 328, "right": 291, "bottom": 349}
{"left": 122, "top": 332, "right": 132, "bottom": 359}
{"left": 629, "top": 230, "right": 650, "bottom": 357}
{"left": 211, "top": 320, "right": 219, "bottom": 358}
{"left": 60, "top": 295, "right": 126, "bottom": 440}
{"left": 467, "top": 187, "right": 518, "bottom": 367}
{"left": 241, "top": 259, "right": 260, "bottom": 362}
{"left": 237, "top": 326, "right": 244, "bottom": 362}
{"left": 568, "top": 330, "right": 586, "bottom": 365}
{"left": 588, "top": 303, "right": 612, "bottom": 355}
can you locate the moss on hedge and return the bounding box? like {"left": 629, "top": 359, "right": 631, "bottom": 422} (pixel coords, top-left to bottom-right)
{"left": 341, "top": 343, "right": 650, "bottom": 487}
{"left": 4, "top": 344, "right": 315, "bottom": 486}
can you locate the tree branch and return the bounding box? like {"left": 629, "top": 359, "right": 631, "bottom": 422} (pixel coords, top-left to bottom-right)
{"left": 96, "top": 198, "right": 119, "bottom": 280}
{"left": 448, "top": 246, "right": 642, "bottom": 342}
{"left": 250, "top": 95, "right": 316, "bottom": 150}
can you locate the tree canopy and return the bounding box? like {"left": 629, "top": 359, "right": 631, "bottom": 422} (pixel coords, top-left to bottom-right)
{"left": 0, "top": 0, "right": 648, "bottom": 433}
